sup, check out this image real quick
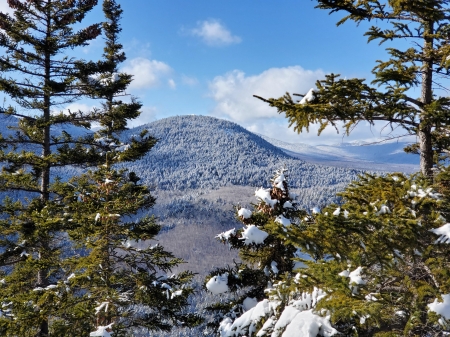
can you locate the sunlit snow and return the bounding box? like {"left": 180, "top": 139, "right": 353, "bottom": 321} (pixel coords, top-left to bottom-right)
{"left": 206, "top": 273, "right": 229, "bottom": 294}
{"left": 241, "top": 225, "right": 269, "bottom": 245}
{"left": 430, "top": 223, "right": 450, "bottom": 244}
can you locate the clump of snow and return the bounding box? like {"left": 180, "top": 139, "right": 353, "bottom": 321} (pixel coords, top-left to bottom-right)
{"left": 206, "top": 273, "right": 229, "bottom": 294}
{"left": 339, "top": 267, "right": 366, "bottom": 294}
{"left": 275, "top": 215, "right": 291, "bottom": 226}
{"left": 283, "top": 201, "right": 293, "bottom": 209}
{"left": 428, "top": 294, "right": 450, "bottom": 325}
{"left": 349, "top": 267, "right": 366, "bottom": 285}
{"left": 218, "top": 299, "right": 275, "bottom": 336}
{"left": 376, "top": 204, "right": 391, "bottom": 216}
{"left": 241, "top": 225, "right": 268, "bottom": 245}
{"left": 95, "top": 302, "right": 109, "bottom": 315}
{"left": 242, "top": 297, "right": 258, "bottom": 312}
{"left": 90, "top": 323, "right": 114, "bottom": 337}
{"left": 216, "top": 228, "right": 236, "bottom": 241}
{"left": 238, "top": 208, "right": 252, "bottom": 219}
{"left": 255, "top": 188, "right": 278, "bottom": 208}
{"left": 291, "top": 287, "right": 327, "bottom": 311}
{"left": 273, "top": 172, "right": 286, "bottom": 190}
{"left": 430, "top": 223, "right": 450, "bottom": 244}
{"left": 299, "top": 88, "right": 315, "bottom": 105}
{"left": 273, "top": 308, "right": 337, "bottom": 337}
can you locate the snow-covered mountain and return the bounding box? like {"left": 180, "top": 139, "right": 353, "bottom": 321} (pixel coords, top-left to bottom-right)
{"left": 117, "top": 115, "right": 363, "bottom": 191}
{"left": 258, "top": 134, "right": 419, "bottom": 173}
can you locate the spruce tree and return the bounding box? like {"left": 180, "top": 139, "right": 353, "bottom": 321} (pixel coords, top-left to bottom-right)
{"left": 254, "top": 0, "right": 450, "bottom": 178}
{"left": 208, "top": 170, "right": 450, "bottom": 336}
{"left": 0, "top": 0, "right": 176, "bottom": 335}
{"left": 204, "top": 169, "right": 318, "bottom": 336}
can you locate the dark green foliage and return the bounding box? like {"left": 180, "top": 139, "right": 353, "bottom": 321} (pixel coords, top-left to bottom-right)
{"left": 0, "top": 1, "right": 194, "bottom": 335}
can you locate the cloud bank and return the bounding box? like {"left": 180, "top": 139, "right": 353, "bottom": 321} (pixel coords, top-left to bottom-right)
{"left": 209, "top": 66, "right": 324, "bottom": 122}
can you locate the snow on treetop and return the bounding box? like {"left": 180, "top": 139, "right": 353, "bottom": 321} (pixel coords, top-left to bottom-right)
{"left": 206, "top": 273, "right": 229, "bottom": 295}
{"left": 430, "top": 223, "right": 450, "bottom": 244}
{"left": 240, "top": 225, "right": 268, "bottom": 245}
{"left": 255, "top": 188, "right": 277, "bottom": 208}
{"left": 428, "top": 294, "right": 450, "bottom": 325}
{"left": 273, "top": 172, "right": 286, "bottom": 191}
{"left": 238, "top": 208, "right": 252, "bottom": 219}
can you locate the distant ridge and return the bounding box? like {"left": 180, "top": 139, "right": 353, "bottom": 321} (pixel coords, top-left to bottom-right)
{"left": 119, "top": 115, "right": 362, "bottom": 191}
{"left": 257, "top": 133, "right": 420, "bottom": 173}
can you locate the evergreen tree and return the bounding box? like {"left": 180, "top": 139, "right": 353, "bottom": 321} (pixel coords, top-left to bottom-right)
{"left": 254, "top": 0, "right": 450, "bottom": 178}
{"left": 208, "top": 169, "right": 450, "bottom": 336}
{"left": 0, "top": 0, "right": 180, "bottom": 335}
{"left": 52, "top": 167, "right": 200, "bottom": 336}
{"left": 204, "top": 169, "right": 320, "bottom": 336}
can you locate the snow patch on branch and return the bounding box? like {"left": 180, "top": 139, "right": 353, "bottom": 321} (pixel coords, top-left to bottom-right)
{"left": 238, "top": 208, "right": 252, "bottom": 219}
{"left": 206, "top": 273, "right": 229, "bottom": 294}
{"left": 255, "top": 188, "right": 278, "bottom": 208}
{"left": 241, "top": 225, "right": 268, "bottom": 245}
{"left": 430, "top": 223, "right": 450, "bottom": 244}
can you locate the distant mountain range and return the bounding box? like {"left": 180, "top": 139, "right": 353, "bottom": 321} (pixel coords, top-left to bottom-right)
{"left": 258, "top": 133, "right": 419, "bottom": 173}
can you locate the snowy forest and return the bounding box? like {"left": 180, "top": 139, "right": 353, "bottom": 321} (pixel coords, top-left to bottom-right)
{"left": 2, "top": 1, "right": 450, "bottom": 337}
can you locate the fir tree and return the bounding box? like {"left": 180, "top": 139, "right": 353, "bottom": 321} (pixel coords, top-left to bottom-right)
{"left": 52, "top": 167, "right": 201, "bottom": 336}
{"left": 0, "top": 0, "right": 171, "bottom": 335}
{"left": 204, "top": 169, "right": 316, "bottom": 336}
{"left": 254, "top": 0, "right": 450, "bottom": 178}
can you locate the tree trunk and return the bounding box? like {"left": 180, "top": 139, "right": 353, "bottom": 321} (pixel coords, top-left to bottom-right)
{"left": 36, "top": 2, "right": 51, "bottom": 336}
{"left": 420, "top": 20, "right": 434, "bottom": 178}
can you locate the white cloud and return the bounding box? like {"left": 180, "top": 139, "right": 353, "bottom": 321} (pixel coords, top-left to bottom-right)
{"left": 190, "top": 19, "right": 241, "bottom": 47}
{"left": 121, "top": 57, "right": 172, "bottom": 90}
{"left": 209, "top": 66, "right": 324, "bottom": 123}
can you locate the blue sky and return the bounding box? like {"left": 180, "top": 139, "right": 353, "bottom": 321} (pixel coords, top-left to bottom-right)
{"left": 0, "top": 1, "right": 414, "bottom": 145}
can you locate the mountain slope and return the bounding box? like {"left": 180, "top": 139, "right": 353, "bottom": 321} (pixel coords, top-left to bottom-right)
{"left": 119, "top": 115, "right": 362, "bottom": 191}
{"left": 258, "top": 134, "right": 419, "bottom": 172}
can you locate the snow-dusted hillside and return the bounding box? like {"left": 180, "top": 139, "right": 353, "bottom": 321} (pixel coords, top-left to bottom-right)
{"left": 258, "top": 134, "right": 419, "bottom": 172}
{"left": 118, "top": 115, "right": 363, "bottom": 191}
